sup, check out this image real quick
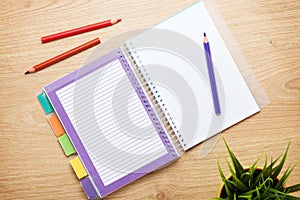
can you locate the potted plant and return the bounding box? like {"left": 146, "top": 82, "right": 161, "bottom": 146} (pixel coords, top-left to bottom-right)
{"left": 212, "top": 137, "right": 300, "bottom": 200}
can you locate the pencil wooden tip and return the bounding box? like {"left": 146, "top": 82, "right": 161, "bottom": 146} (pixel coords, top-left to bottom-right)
{"left": 203, "top": 32, "right": 208, "bottom": 43}
{"left": 111, "top": 19, "right": 122, "bottom": 24}
{"left": 24, "top": 71, "right": 30, "bottom": 75}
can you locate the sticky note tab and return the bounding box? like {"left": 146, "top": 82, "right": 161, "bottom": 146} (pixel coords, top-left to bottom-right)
{"left": 80, "top": 176, "right": 98, "bottom": 200}
{"left": 48, "top": 115, "right": 65, "bottom": 137}
{"left": 70, "top": 156, "right": 88, "bottom": 179}
{"left": 58, "top": 134, "right": 76, "bottom": 156}
{"left": 37, "top": 92, "right": 54, "bottom": 114}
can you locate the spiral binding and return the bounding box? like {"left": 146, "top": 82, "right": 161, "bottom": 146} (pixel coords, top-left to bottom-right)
{"left": 116, "top": 49, "right": 178, "bottom": 157}
{"left": 123, "top": 43, "right": 186, "bottom": 154}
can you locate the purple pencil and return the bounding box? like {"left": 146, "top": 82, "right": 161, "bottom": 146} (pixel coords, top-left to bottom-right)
{"left": 203, "top": 32, "right": 221, "bottom": 115}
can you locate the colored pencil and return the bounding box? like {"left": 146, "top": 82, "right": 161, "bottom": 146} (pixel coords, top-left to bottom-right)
{"left": 41, "top": 19, "right": 121, "bottom": 43}
{"left": 203, "top": 32, "right": 221, "bottom": 115}
{"left": 25, "top": 38, "right": 100, "bottom": 74}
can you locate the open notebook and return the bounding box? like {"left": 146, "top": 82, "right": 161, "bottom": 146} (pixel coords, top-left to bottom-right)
{"left": 39, "top": 2, "right": 262, "bottom": 199}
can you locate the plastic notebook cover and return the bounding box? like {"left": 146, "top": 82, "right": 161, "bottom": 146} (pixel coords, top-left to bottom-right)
{"left": 44, "top": 48, "right": 179, "bottom": 197}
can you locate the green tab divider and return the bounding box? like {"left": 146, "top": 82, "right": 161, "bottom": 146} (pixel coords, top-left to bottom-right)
{"left": 37, "top": 92, "right": 54, "bottom": 114}
{"left": 58, "top": 134, "right": 76, "bottom": 156}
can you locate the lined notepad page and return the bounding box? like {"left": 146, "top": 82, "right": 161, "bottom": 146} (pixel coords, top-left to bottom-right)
{"left": 56, "top": 59, "right": 168, "bottom": 186}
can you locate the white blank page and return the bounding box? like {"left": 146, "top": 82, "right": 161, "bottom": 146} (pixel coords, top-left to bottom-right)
{"left": 126, "top": 2, "right": 260, "bottom": 150}
{"left": 56, "top": 59, "right": 167, "bottom": 186}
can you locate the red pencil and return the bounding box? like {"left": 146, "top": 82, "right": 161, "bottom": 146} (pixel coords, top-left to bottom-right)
{"left": 25, "top": 38, "right": 100, "bottom": 74}
{"left": 41, "top": 19, "right": 121, "bottom": 43}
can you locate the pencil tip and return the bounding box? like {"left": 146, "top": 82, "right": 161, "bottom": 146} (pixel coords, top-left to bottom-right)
{"left": 24, "top": 71, "right": 29, "bottom": 75}
{"left": 203, "top": 32, "right": 206, "bottom": 37}
{"left": 111, "top": 19, "right": 122, "bottom": 24}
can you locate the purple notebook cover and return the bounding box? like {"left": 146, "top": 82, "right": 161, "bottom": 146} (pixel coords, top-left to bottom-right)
{"left": 80, "top": 177, "right": 98, "bottom": 200}
{"left": 44, "top": 48, "right": 179, "bottom": 197}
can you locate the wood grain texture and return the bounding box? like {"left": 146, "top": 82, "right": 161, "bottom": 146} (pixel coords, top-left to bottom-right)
{"left": 0, "top": 0, "right": 299, "bottom": 199}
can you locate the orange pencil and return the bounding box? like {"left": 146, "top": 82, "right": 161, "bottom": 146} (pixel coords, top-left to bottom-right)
{"left": 25, "top": 38, "right": 100, "bottom": 74}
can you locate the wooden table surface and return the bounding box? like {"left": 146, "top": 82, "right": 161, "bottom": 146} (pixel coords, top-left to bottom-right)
{"left": 0, "top": 0, "right": 299, "bottom": 199}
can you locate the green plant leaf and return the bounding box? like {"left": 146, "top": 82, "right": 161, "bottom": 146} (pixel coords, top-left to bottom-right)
{"left": 224, "top": 181, "right": 233, "bottom": 200}
{"left": 251, "top": 153, "right": 262, "bottom": 170}
{"left": 241, "top": 177, "right": 273, "bottom": 199}
{"left": 274, "top": 164, "right": 295, "bottom": 190}
{"left": 238, "top": 193, "right": 253, "bottom": 200}
{"left": 263, "top": 154, "right": 268, "bottom": 169}
{"left": 239, "top": 189, "right": 256, "bottom": 198}
{"left": 218, "top": 161, "right": 234, "bottom": 198}
{"left": 241, "top": 154, "right": 262, "bottom": 185}
{"left": 255, "top": 186, "right": 261, "bottom": 199}
{"left": 281, "top": 194, "right": 300, "bottom": 200}
{"left": 260, "top": 187, "right": 271, "bottom": 199}
{"left": 222, "top": 137, "right": 244, "bottom": 178}
{"left": 218, "top": 160, "right": 226, "bottom": 180}
{"left": 214, "top": 140, "right": 300, "bottom": 200}
{"left": 240, "top": 171, "right": 252, "bottom": 188}
{"left": 225, "top": 158, "right": 248, "bottom": 192}
{"left": 254, "top": 156, "right": 280, "bottom": 186}
{"left": 266, "top": 187, "right": 300, "bottom": 199}
{"left": 285, "top": 183, "right": 300, "bottom": 193}
{"left": 271, "top": 142, "right": 291, "bottom": 180}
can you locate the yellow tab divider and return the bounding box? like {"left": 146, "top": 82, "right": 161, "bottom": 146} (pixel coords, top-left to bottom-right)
{"left": 70, "top": 156, "right": 88, "bottom": 179}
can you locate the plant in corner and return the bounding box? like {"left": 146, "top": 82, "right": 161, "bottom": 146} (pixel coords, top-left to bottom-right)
{"left": 211, "top": 137, "right": 300, "bottom": 200}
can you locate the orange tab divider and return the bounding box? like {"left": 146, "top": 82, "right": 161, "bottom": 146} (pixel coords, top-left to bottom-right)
{"left": 48, "top": 115, "right": 65, "bottom": 137}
